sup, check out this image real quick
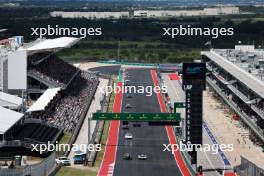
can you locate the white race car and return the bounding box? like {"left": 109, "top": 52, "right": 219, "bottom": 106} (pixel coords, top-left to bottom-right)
{"left": 55, "top": 157, "right": 71, "bottom": 166}
{"left": 137, "top": 154, "right": 147, "bottom": 160}
{"left": 125, "top": 133, "right": 133, "bottom": 139}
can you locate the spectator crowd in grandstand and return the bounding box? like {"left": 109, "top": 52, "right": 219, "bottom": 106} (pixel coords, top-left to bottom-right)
{"left": 28, "top": 53, "right": 79, "bottom": 87}
{"left": 27, "top": 52, "right": 99, "bottom": 132}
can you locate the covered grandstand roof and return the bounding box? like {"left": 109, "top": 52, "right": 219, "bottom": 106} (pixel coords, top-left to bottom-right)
{"left": 0, "top": 92, "right": 22, "bottom": 109}
{"left": 27, "top": 88, "right": 61, "bottom": 112}
{"left": 202, "top": 50, "right": 264, "bottom": 99}
{"left": 22, "top": 37, "right": 80, "bottom": 53}
{"left": 0, "top": 106, "right": 24, "bottom": 134}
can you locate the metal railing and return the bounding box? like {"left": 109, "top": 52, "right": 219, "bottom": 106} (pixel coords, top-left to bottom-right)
{"left": 207, "top": 77, "right": 264, "bottom": 143}
{"left": 0, "top": 152, "right": 57, "bottom": 176}
{"left": 87, "top": 78, "right": 113, "bottom": 166}
{"left": 235, "top": 156, "right": 264, "bottom": 176}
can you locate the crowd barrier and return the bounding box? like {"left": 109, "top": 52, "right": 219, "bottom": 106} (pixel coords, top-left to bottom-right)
{"left": 0, "top": 152, "right": 57, "bottom": 176}
{"left": 235, "top": 156, "right": 264, "bottom": 176}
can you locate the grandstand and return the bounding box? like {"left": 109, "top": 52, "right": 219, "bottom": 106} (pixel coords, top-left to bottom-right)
{"left": 202, "top": 45, "right": 264, "bottom": 145}
{"left": 27, "top": 71, "right": 98, "bottom": 132}
{"left": 0, "top": 106, "right": 62, "bottom": 153}
{"left": 0, "top": 36, "right": 99, "bottom": 156}
{"left": 28, "top": 52, "right": 79, "bottom": 88}
{"left": 12, "top": 122, "right": 60, "bottom": 144}
{"left": 24, "top": 37, "right": 99, "bottom": 132}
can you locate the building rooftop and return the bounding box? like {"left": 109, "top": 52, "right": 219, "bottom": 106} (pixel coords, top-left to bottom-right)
{"left": 0, "top": 106, "right": 24, "bottom": 134}
{"left": 27, "top": 87, "right": 61, "bottom": 112}
{"left": 20, "top": 37, "right": 80, "bottom": 54}
{"left": 202, "top": 45, "right": 264, "bottom": 99}
{"left": 0, "top": 92, "right": 22, "bottom": 109}
{"left": 213, "top": 46, "right": 264, "bottom": 82}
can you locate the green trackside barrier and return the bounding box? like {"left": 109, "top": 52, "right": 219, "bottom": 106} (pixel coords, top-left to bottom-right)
{"left": 117, "top": 70, "right": 123, "bottom": 82}
{"left": 173, "top": 103, "right": 195, "bottom": 175}
{"left": 181, "top": 150, "right": 197, "bottom": 176}
{"left": 99, "top": 61, "right": 158, "bottom": 67}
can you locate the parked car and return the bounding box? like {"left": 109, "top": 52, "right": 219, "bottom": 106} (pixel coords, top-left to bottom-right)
{"left": 73, "top": 151, "right": 86, "bottom": 164}
{"left": 55, "top": 157, "right": 71, "bottom": 166}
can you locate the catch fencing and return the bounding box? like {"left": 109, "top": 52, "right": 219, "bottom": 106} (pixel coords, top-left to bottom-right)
{"left": 235, "top": 156, "right": 264, "bottom": 176}
{"left": 0, "top": 152, "right": 56, "bottom": 176}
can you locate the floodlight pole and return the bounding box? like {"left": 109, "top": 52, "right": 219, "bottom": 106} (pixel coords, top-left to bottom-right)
{"left": 87, "top": 115, "right": 91, "bottom": 161}
{"left": 88, "top": 115, "right": 91, "bottom": 144}
{"left": 117, "top": 40, "right": 120, "bottom": 61}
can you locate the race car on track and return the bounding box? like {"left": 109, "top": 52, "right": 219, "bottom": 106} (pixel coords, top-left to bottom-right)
{"left": 125, "top": 104, "right": 132, "bottom": 108}
{"left": 137, "top": 154, "right": 147, "bottom": 160}
{"left": 122, "top": 121, "right": 129, "bottom": 129}
{"left": 125, "top": 133, "right": 133, "bottom": 139}
{"left": 123, "top": 153, "right": 132, "bottom": 160}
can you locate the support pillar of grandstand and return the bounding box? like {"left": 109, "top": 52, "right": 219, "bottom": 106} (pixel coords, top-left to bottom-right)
{"left": 87, "top": 115, "right": 91, "bottom": 158}
{"left": 88, "top": 116, "right": 91, "bottom": 144}
{"left": 1, "top": 126, "right": 19, "bottom": 142}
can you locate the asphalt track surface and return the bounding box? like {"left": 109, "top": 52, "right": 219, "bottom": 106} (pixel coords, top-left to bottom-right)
{"left": 113, "top": 68, "right": 182, "bottom": 176}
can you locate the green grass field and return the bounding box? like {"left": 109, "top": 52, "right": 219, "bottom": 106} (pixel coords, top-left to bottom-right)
{"left": 56, "top": 167, "right": 97, "bottom": 176}
{"left": 58, "top": 40, "right": 201, "bottom": 63}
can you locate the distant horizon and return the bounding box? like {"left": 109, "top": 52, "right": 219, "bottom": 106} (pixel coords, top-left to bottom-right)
{"left": 0, "top": 0, "right": 264, "bottom": 5}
